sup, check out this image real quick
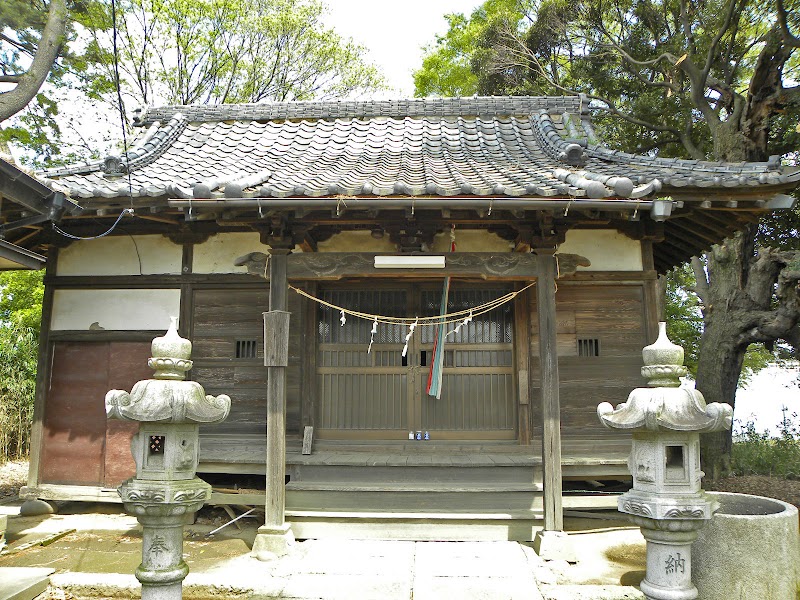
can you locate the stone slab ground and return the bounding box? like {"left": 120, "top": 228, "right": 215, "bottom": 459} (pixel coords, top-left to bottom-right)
{"left": 0, "top": 501, "right": 647, "bottom": 600}
{"left": 0, "top": 567, "right": 53, "bottom": 600}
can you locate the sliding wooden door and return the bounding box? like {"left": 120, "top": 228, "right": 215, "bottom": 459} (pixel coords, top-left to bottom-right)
{"left": 316, "top": 283, "right": 516, "bottom": 440}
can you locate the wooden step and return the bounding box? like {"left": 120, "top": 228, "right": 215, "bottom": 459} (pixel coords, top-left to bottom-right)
{"left": 288, "top": 463, "right": 541, "bottom": 485}
{"left": 286, "top": 482, "right": 544, "bottom": 493}
{"left": 286, "top": 489, "right": 545, "bottom": 513}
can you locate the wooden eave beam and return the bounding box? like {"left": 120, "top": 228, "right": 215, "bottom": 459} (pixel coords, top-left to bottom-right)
{"left": 234, "top": 251, "right": 591, "bottom": 281}
{"left": 0, "top": 240, "right": 46, "bottom": 269}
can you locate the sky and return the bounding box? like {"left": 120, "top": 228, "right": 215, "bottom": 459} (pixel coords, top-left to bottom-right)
{"left": 323, "top": 0, "right": 482, "bottom": 97}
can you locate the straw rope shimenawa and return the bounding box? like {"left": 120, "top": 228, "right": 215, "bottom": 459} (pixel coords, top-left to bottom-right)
{"left": 287, "top": 282, "right": 536, "bottom": 328}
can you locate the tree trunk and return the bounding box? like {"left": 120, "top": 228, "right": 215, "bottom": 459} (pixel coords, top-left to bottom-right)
{"left": 694, "top": 224, "right": 800, "bottom": 479}
{"left": 695, "top": 326, "right": 747, "bottom": 480}
{"left": 0, "top": 0, "right": 67, "bottom": 123}
{"left": 693, "top": 230, "right": 753, "bottom": 480}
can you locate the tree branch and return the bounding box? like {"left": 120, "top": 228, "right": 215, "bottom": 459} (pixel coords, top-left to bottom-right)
{"left": 499, "top": 26, "right": 682, "bottom": 134}
{"left": 691, "top": 256, "right": 710, "bottom": 305}
{"left": 701, "top": 0, "right": 741, "bottom": 79}
{"left": 777, "top": 0, "right": 800, "bottom": 48}
{"left": 0, "top": 75, "right": 23, "bottom": 84}
{"left": 0, "top": 0, "right": 67, "bottom": 123}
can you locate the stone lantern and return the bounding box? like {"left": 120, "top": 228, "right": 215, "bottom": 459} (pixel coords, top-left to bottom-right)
{"left": 597, "top": 322, "right": 732, "bottom": 600}
{"left": 106, "top": 318, "right": 230, "bottom": 600}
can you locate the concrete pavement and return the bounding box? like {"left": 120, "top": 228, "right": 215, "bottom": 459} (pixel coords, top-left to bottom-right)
{"left": 0, "top": 501, "right": 647, "bottom": 600}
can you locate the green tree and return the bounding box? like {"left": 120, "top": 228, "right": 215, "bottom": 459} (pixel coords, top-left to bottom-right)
{"left": 0, "top": 271, "right": 42, "bottom": 462}
{"left": 0, "top": 324, "right": 37, "bottom": 461}
{"left": 0, "top": 270, "right": 44, "bottom": 333}
{"left": 415, "top": 0, "right": 800, "bottom": 477}
{"left": 1, "top": 0, "right": 114, "bottom": 163}
{"left": 86, "top": 0, "right": 386, "bottom": 108}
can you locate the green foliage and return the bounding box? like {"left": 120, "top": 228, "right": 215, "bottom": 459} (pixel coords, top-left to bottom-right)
{"left": 0, "top": 271, "right": 43, "bottom": 462}
{"left": 415, "top": 0, "right": 798, "bottom": 161}
{"left": 0, "top": 324, "right": 37, "bottom": 462}
{"left": 88, "top": 0, "right": 386, "bottom": 107}
{"left": 414, "top": 0, "right": 538, "bottom": 98}
{"left": 0, "top": 270, "right": 44, "bottom": 334}
{"left": 731, "top": 411, "right": 800, "bottom": 479}
{"left": 664, "top": 264, "right": 702, "bottom": 376}
{"left": 1, "top": 0, "right": 113, "bottom": 162}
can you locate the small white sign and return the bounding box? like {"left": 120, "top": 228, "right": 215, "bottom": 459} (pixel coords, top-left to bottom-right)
{"left": 374, "top": 255, "right": 445, "bottom": 269}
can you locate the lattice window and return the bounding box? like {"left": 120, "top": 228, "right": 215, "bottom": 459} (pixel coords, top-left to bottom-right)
{"left": 235, "top": 339, "right": 257, "bottom": 359}
{"left": 577, "top": 338, "right": 600, "bottom": 357}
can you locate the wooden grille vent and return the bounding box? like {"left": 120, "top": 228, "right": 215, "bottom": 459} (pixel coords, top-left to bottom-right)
{"left": 577, "top": 338, "right": 600, "bottom": 357}
{"left": 235, "top": 339, "right": 258, "bottom": 359}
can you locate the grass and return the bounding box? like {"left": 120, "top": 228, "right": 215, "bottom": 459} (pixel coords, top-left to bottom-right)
{"left": 731, "top": 410, "right": 800, "bottom": 479}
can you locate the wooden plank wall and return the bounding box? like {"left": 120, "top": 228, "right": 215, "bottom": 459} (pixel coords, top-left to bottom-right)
{"left": 191, "top": 286, "right": 303, "bottom": 436}
{"left": 40, "top": 341, "right": 151, "bottom": 487}
{"left": 529, "top": 282, "right": 648, "bottom": 436}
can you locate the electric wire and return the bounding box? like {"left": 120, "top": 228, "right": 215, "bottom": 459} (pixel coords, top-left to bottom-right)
{"left": 52, "top": 208, "right": 134, "bottom": 240}
{"left": 110, "top": 0, "right": 135, "bottom": 209}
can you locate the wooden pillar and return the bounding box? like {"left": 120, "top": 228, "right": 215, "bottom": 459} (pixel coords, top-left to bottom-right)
{"left": 20, "top": 249, "right": 58, "bottom": 506}
{"left": 252, "top": 249, "right": 295, "bottom": 560}
{"left": 514, "top": 285, "right": 531, "bottom": 446}
{"left": 532, "top": 249, "right": 574, "bottom": 561}
{"left": 535, "top": 249, "right": 563, "bottom": 532}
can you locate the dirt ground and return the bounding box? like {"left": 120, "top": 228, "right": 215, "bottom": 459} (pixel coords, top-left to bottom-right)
{"left": 0, "top": 460, "right": 28, "bottom": 503}
{"left": 3, "top": 459, "right": 800, "bottom": 511}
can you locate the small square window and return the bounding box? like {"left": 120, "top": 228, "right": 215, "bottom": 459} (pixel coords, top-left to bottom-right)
{"left": 577, "top": 338, "right": 600, "bottom": 357}
{"left": 235, "top": 339, "right": 258, "bottom": 359}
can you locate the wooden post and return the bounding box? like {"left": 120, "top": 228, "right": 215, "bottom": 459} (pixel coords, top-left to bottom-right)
{"left": 514, "top": 285, "right": 531, "bottom": 446}
{"left": 535, "top": 250, "right": 563, "bottom": 532}
{"left": 252, "top": 249, "right": 295, "bottom": 560}
{"left": 19, "top": 250, "right": 58, "bottom": 512}
{"left": 532, "top": 249, "right": 574, "bottom": 560}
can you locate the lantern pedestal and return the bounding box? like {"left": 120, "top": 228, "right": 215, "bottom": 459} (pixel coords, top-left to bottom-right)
{"left": 119, "top": 478, "right": 209, "bottom": 600}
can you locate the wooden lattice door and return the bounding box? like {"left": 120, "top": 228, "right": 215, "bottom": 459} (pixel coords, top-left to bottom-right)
{"left": 316, "top": 283, "right": 516, "bottom": 440}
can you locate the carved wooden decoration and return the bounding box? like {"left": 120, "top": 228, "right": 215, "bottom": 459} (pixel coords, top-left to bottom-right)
{"left": 234, "top": 251, "right": 590, "bottom": 281}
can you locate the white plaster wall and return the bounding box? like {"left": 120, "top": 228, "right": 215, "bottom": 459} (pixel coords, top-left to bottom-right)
{"left": 51, "top": 289, "right": 181, "bottom": 330}
{"left": 317, "top": 230, "right": 397, "bottom": 253}
{"left": 317, "top": 229, "right": 514, "bottom": 253}
{"left": 193, "top": 232, "right": 266, "bottom": 274}
{"left": 431, "top": 230, "right": 513, "bottom": 253}
{"left": 559, "top": 229, "right": 643, "bottom": 271}
{"left": 57, "top": 235, "right": 182, "bottom": 276}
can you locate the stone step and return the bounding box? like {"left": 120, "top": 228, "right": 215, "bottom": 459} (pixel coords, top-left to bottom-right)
{"left": 0, "top": 567, "right": 54, "bottom": 600}
{"left": 285, "top": 512, "right": 544, "bottom": 542}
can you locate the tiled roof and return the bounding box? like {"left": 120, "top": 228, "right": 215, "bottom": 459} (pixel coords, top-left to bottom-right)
{"left": 41, "top": 96, "right": 799, "bottom": 202}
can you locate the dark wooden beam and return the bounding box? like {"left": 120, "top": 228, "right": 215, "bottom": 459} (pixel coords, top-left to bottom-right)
{"left": 235, "top": 252, "right": 590, "bottom": 281}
